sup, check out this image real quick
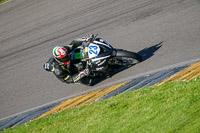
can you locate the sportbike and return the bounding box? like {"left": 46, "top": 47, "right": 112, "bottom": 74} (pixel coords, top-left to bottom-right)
{"left": 71, "top": 35, "right": 142, "bottom": 85}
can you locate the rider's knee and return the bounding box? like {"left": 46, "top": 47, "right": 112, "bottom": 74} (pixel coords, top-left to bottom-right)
{"left": 53, "top": 65, "right": 67, "bottom": 78}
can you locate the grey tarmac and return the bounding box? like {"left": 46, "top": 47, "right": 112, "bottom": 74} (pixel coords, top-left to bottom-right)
{"left": 0, "top": 0, "right": 200, "bottom": 119}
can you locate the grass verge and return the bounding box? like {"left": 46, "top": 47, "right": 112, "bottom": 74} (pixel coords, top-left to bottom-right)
{"left": 2, "top": 78, "right": 200, "bottom": 133}
{"left": 0, "top": 0, "right": 7, "bottom": 5}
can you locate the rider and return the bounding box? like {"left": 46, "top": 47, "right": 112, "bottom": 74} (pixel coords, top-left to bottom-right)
{"left": 43, "top": 34, "right": 94, "bottom": 84}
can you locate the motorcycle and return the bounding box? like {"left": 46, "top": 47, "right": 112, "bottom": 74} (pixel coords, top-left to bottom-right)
{"left": 70, "top": 35, "right": 142, "bottom": 85}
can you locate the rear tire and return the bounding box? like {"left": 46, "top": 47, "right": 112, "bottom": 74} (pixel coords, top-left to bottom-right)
{"left": 114, "top": 49, "right": 142, "bottom": 65}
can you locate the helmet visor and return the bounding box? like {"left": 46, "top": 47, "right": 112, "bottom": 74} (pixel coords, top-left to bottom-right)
{"left": 56, "top": 55, "right": 70, "bottom": 63}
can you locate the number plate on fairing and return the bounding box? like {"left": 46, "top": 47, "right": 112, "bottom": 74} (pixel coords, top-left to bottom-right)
{"left": 88, "top": 43, "right": 100, "bottom": 59}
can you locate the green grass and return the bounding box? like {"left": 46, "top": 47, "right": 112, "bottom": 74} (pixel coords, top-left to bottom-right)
{"left": 2, "top": 78, "right": 200, "bottom": 133}
{"left": 0, "top": 0, "right": 7, "bottom": 5}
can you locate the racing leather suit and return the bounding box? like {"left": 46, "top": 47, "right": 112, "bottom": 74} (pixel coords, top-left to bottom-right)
{"left": 43, "top": 38, "right": 90, "bottom": 84}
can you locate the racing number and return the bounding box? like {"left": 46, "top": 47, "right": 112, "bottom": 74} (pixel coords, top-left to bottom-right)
{"left": 89, "top": 45, "right": 98, "bottom": 55}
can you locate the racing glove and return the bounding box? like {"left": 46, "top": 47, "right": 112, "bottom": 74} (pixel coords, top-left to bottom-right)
{"left": 43, "top": 62, "right": 53, "bottom": 72}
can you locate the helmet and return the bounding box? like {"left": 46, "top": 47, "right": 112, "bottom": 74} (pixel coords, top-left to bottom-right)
{"left": 53, "top": 46, "right": 70, "bottom": 65}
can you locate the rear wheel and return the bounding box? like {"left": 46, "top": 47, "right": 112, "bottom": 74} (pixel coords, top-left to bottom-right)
{"left": 109, "top": 49, "right": 142, "bottom": 65}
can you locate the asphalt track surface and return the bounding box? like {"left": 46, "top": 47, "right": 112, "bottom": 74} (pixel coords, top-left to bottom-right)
{"left": 0, "top": 0, "right": 200, "bottom": 120}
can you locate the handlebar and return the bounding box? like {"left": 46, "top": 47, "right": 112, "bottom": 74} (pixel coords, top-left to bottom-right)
{"left": 88, "top": 34, "right": 98, "bottom": 43}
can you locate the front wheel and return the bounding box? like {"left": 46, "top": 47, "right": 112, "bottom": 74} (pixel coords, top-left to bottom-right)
{"left": 109, "top": 49, "right": 142, "bottom": 65}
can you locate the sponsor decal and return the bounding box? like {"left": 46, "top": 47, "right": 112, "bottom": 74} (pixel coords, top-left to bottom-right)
{"left": 97, "top": 59, "right": 106, "bottom": 66}
{"left": 96, "top": 67, "right": 104, "bottom": 71}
